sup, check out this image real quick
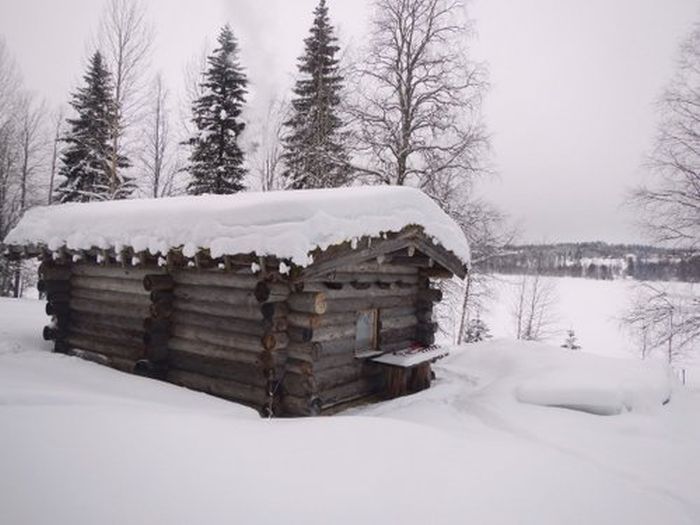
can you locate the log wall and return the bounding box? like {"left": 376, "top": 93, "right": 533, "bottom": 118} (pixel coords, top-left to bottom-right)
{"left": 282, "top": 262, "right": 439, "bottom": 416}
{"left": 40, "top": 253, "right": 445, "bottom": 417}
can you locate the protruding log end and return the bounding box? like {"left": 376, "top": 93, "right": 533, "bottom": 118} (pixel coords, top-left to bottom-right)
{"left": 143, "top": 274, "right": 174, "bottom": 292}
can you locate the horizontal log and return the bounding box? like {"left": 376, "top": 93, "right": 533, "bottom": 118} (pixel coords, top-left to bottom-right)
{"left": 287, "top": 311, "right": 356, "bottom": 330}
{"left": 169, "top": 350, "right": 267, "bottom": 386}
{"left": 150, "top": 290, "right": 174, "bottom": 303}
{"left": 69, "top": 297, "right": 150, "bottom": 319}
{"left": 173, "top": 298, "right": 263, "bottom": 320}
{"left": 306, "top": 272, "right": 420, "bottom": 286}
{"left": 167, "top": 369, "right": 269, "bottom": 408}
{"left": 287, "top": 292, "right": 327, "bottom": 314}
{"left": 254, "top": 281, "right": 290, "bottom": 303}
{"left": 173, "top": 284, "right": 260, "bottom": 307}
{"left": 171, "top": 270, "right": 258, "bottom": 288}
{"left": 71, "top": 287, "right": 151, "bottom": 307}
{"left": 71, "top": 275, "right": 149, "bottom": 296}
{"left": 73, "top": 349, "right": 138, "bottom": 374}
{"left": 386, "top": 255, "right": 434, "bottom": 267}
{"left": 300, "top": 283, "right": 417, "bottom": 301}
{"left": 71, "top": 264, "right": 164, "bottom": 280}
{"left": 171, "top": 310, "right": 265, "bottom": 337}
{"left": 379, "top": 326, "right": 418, "bottom": 345}
{"left": 417, "top": 288, "right": 443, "bottom": 303}
{"left": 46, "top": 302, "right": 70, "bottom": 316}
{"left": 287, "top": 326, "right": 313, "bottom": 344}
{"left": 143, "top": 274, "right": 174, "bottom": 292}
{"left": 381, "top": 305, "right": 419, "bottom": 319}
{"left": 145, "top": 344, "right": 169, "bottom": 362}
{"left": 287, "top": 337, "right": 357, "bottom": 361}
{"left": 168, "top": 337, "right": 261, "bottom": 366}
{"left": 318, "top": 375, "right": 384, "bottom": 409}
{"left": 171, "top": 323, "right": 287, "bottom": 353}
{"left": 380, "top": 314, "right": 418, "bottom": 331}
{"left": 65, "top": 334, "right": 144, "bottom": 360}
{"left": 286, "top": 352, "right": 356, "bottom": 375}
{"left": 379, "top": 340, "right": 421, "bottom": 353}
{"left": 71, "top": 310, "right": 145, "bottom": 332}
{"left": 143, "top": 317, "right": 171, "bottom": 333}
{"left": 281, "top": 395, "right": 319, "bottom": 417}
{"left": 325, "top": 295, "right": 416, "bottom": 313}
{"left": 38, "top": 280, "right": 70, "bottom": 294}
{"left": 46, "top": 291, "right": 71, "bottom": 304}
{"left": 70, "top": 320, "right": 144, "bottom": 347}
{"left": 39, "top": 262, "right": 71, "bottom": 281}
{"left": 284, "top": 363, "right": 369, "bottom": 396}
{"left": 333, "top": 262, "right": 418, "bottom": 275}
{"left": 260, "top": 302, "right": 289, "bottom": 319}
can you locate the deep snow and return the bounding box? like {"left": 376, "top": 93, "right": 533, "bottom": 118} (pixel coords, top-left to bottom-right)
{"left": 1, "top": 297, "right": 699, "bottom": 524}
{"left": 3, "top": 186, "right": 470, "bottom": 266}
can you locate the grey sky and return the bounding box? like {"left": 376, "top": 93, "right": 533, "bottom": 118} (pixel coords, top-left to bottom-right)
{"left": 0, "top": 0, "right": 697, "bottom": 243}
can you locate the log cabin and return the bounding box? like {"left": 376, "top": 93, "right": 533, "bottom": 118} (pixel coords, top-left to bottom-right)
{"left": 3, "top": 186, "right": 470, "bottom": 416}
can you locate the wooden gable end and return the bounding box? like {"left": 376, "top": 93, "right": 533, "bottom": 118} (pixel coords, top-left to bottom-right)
{"left": 302, "top": 226, "right": 467, "bottom": 280}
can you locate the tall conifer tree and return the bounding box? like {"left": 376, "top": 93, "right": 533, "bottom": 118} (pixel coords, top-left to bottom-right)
{"left": 55, "top": 51, "right": 132, "bottom": 203}
{"left": 187, "top": 25, "right": 248, "bottom": 195}
{"left": 282, "top": 0, "right": 351, "bottom": 189}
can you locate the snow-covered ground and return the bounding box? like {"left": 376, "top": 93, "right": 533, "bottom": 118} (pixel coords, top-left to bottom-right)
{"left": 1, "top": 296, "right": 700, "bottom": 524}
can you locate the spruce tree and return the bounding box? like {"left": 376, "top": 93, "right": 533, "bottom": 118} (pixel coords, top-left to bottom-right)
{"left": 282, "top": 0, "right": 351, "bottom": 189}
{"left": 55, "top": 51, "right": 132, "bottom": 203}
{"left": 187, "top": 25, "right": 248, "bottom": 195}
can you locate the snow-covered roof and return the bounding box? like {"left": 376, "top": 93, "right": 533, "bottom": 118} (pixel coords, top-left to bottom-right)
{"left": 4, "top": 186, "right": 470, "bottom": 269}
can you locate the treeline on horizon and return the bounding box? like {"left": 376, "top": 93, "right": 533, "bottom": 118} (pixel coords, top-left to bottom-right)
{"left": 478, "top": 242, "right": 700, "bottom": 282}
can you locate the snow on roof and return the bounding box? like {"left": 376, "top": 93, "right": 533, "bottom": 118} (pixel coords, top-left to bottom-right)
{"left": 4, "top": 186, "right": 470, "bottom": 268}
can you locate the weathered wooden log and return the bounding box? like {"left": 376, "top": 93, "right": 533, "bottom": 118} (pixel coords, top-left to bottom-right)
{"left": 43, "top": 325, "right": 64, "bottom": 341}
{"left": 172, "top": 310, "right": 265, "bottom": 337}
{"left": 380, "top": 305, "right": 419, "bottom": 319}
{"left": 379, "top": 326, "right": 418, "bottom": 345}
{"left": 144, "top": 344, "right": 169, "bottom": 362}
{"left": 386, "top": 254, "right": 434, "bottom": 267}
{"left": 306, "top": 272, "right": 419, "bottom": 286}
{"left": 408, "top": 362, "right": 432, "bottom": 392}
{"left": 150, "top": 290, "right": 174, "bottom": 303}
{"left": 65, "top": 334, "right": 144, "bottom": 360}
{"left": 150, "top": 299, "right": 175, "bottom": 319}
{"left": 171, "top": 270, "right": 258, "bottom": 288}
{"left": 281, "top": 395, "right": 320, "bottom": 417}
{"left": 71, "top": 275, "right": 148, "bottom": 295}
{"left": 286, "top": 351, "right": 356, "bottom": 375}
{"left": 379, "top": 340, "right": 420, "bottom": 353}
{"left": 287, "top": 292, "right": 327, "bottom": 314}
{"left": 380, "top": 314, "right": 418, "bottom": 331}
{"left": 173, "top": 284, "right": 259, "bottom": 307}
{"left": 171, "top": 323, "right": 287, "bottom": 354}
{"left": 167, "top": 337, "right": 260, "bottom": 366}
{"left": 46, "top": 291, "right": 71, "bottom": 304}
{"left": 73, "top": 349, "right": 138, "bottom": 374}
{"left": 168, "top": 350, "right": 267, "bottom": 386}
{"left": 38, "top": 280, "right": 71, "bottom": 294}
{"left": 287, "top": 337, "right": 356, "bottom": 361}
{"left": 311, "top": 324, "right": 357, "bottom": 343}
{"left": 143, "top": 329, "right": 169, "bottom": 347}
{"left": 287, "top": 325, "right": 314, "bottom": 344}
{"left": 143, "top": 317, "right": 170, "bottom": 333}
{"left": 71, "top": 287, "right": 151, "bottom": 306}
{"left": 38, "top": 262, "right": 72, "bottom": 281}
{"left": 417, "top": 287, "right": 443, "bottom": 303}
{"left": 173, "top": 298, "right": 261, "bottom": 320}
{"left": 46, "top": 302, "right": 70, "bottom": 316}
{"left": 318, "top": 374, "right": 384, "bottom": 408}
{"left": 287, "top": 311, "right": 356, "bottom": 330}
{"left": 69, "top": 297, "right": 150, "bottom": 319}
{"left": 325, "top": 295, "right": 416, "bottom": 313}
{"left": 167, "top": 369, "right": 269, "bottom": 407}
{"left": 298, "top": 283, "right": 416, "bottom": 300}
{"left": 261, "top": 332, "right": 289, "bottom": 351}
{"left": 71, "top": 264, "right": 165, "bottom": 280}
{"left": 70, "top": 320, "right": 144, "bottom": 347}
{"left": 71, "top": 310, "right": 144, "bottom": 332}
{"left": 260, "top": 302, "right": 289, "bottom": 319}
{"left": 334, "top": 262, "right": 418, "bottom": 275}
{"left": 254, "top": 281, "right": 290, "bottom": 303}
{"left": 143, "top": 274, "right": 174, "bottom": 292}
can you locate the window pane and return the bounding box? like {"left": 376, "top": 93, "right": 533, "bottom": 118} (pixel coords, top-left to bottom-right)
{"left": 355, "top": 310, "right": 377, "bottom": 351}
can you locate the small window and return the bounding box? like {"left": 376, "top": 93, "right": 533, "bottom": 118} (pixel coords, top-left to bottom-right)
{"left": 355, "top": 309, "right": 379, "bottom": 355}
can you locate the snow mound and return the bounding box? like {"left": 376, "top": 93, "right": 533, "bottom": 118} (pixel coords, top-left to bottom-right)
{"left": 515, "top": 364, "right": 672, "bottom": 415}
{"left": 3, "top": 186, "right": 470, "bottom": 267}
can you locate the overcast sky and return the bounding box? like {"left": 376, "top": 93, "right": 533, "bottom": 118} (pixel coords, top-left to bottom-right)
{"left": 0, "top": 0, "right": 698, "bottom": 244}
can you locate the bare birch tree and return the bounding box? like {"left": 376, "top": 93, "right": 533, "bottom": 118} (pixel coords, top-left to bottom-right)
{"left": 348, "top": 0, "right": 488, "bottom": 189}
{"left": 511, "top": 273, "right": 558, "bottom": 341}
{"left": 139, "top": 74, "right": 181, "bottom": 197}
{"left": 632, "top": 22, "right": 700, "bottom": 246}
{"left": 99, "top": 0, "right": 153, "bottom": 194}
{"left": 47, "top": 106, "right": 64, "bottom": 204}
{"left": 249, "top": 97, "right": 289, "bottom": 192}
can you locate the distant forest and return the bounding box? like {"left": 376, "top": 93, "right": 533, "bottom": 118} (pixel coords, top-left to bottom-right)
{"left": 478, "top": 242, "right": 700, "bottom": 282}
